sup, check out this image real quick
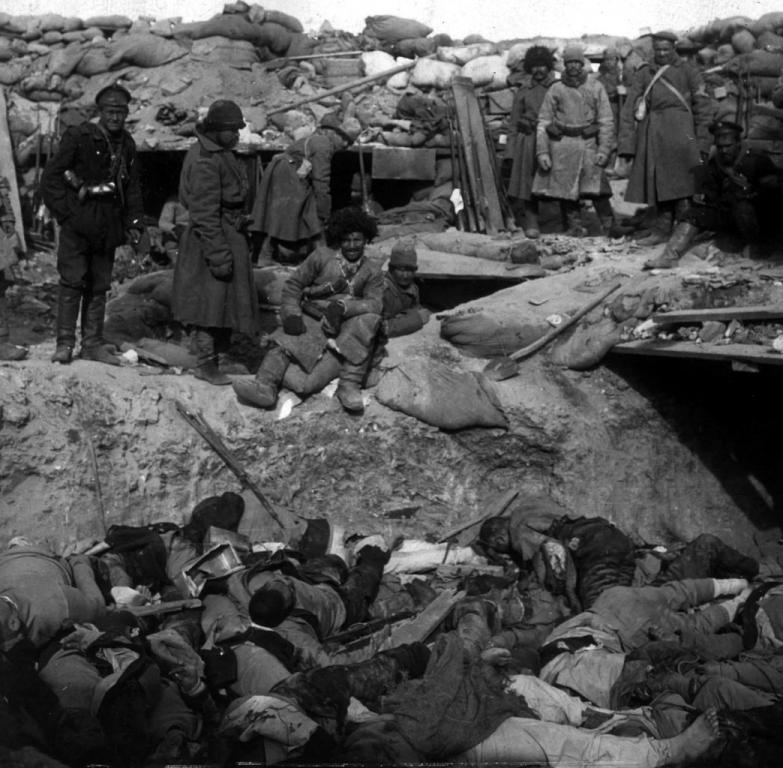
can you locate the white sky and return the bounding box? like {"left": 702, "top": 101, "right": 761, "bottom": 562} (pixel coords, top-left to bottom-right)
{"left": 6, "top": 0, "right": 783, "bottom": 40}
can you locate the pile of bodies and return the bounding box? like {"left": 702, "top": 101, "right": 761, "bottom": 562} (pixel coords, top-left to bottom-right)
{"left": 1, "top": 491, "right": 782, "bottom": 767}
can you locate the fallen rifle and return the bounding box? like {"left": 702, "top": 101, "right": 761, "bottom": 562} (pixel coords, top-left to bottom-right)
{"left": 437, "top": 487, "right": 520, "bottom": 543}
{"left": 483, "top": 281, "right": 623, "bottom": 381}
{"left": 120, "top": 598, "right": 203, "bottom": 617}
{"left": 324, "top": 610, "right": 415, "bottom": 647}
{"left": 174, "top": 400, "right": 287, "bottom": 529}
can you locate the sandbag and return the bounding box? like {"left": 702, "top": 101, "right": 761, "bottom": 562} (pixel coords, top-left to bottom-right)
{"left": 410, "top": 58, "right": 460, "bottom": 89}
{"left": 389, "top": 58, "right": 412, "bottom": 89}
{"left": 731, "top": 29, "right": 756, "bottom": 53}
{"left": 110, "top": 34, "right": 188, "bottom": 68}
{"left": 364, "top": 15, "right": 432, "bottom": 44}
{"left": 550, "top": 316, "right": 624, "bottom": 370}
{"left": 191, "top": 36, "right": 259, "bottom": 67}
{"left": 756, "top": 29, "right": 783, "bottom": 51}
{"left": 698, "top": 47, "right": 718, "bottom": 66}
{"left": 83, "top": 15, "right": 132, "bottom": 31}
{"left": 360, "top": 50, "right": 397, "bottom": 77}
{"left": 750, "top": 12, "right": 783, "bottom": 37}
{"left": 0, "top": 62, "right": 26, "bottom": 85}
{"left": 437, "top": 42, "right": 497, "bottom": 65}
{"left": 376, "top": 358, "right": 508, "bottom": 430}
{"left": 714, "top": 44, "right": 735, "bottom": 65}
{"left": 47, "top": 43, "right": 85, "bottom": 77}
{"left": 75, "top": 46, "right": 114, "bottom": 76}
{"left": 257, "top": 22, "right": 293, "bottom": 55}
{"left": 505, "top": 43, "right": 528, "bottom": 70}
{"left": 461, "top": 55, "right": 510, "bottom": 89}
{"left": 262, "top": 9, "right": 304, "bottom": 33}
{"left": 0, "top": 38, "right": 13, "bottom": 62}
{"left": 394, "top": 37, "right": 437, "bottom": 58}
{"left": 177, "top": 15, "right": 275, "bottom": 48}
{"left": 286, "top": 32, "right": 315, "bottom": 58}
{"left": 41, "top": 31, "right": 63, "bottom": 45}
{"left": 725, "top": 49, "right": 783, "bottom": 76}
{"left": 254, "top": 265, "right": 295, "bottom": 307}
{"left": 126, "top": 271, "right": 172, "bottom": 294}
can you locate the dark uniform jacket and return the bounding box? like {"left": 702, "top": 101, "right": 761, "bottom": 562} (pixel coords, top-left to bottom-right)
{"left": 40, "top": 121, "right": 143, "bottom": 233}
{"left": 382, "top": 273, "right": 423, "bottom": 337}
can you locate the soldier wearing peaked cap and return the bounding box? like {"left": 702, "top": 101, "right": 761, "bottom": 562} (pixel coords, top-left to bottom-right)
{"left": 650, "top": 118, "right": 783, "bottom": 267}
{"left": 40, "top": 81, "right": 145, "bottom": 365}
{"left": 249, "top": 112, "right": 361, "bottom": 264}
{"left": 618, "top": 28, "right": 712, "bottom": 253}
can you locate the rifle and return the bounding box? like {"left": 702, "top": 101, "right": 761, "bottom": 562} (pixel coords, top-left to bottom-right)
{"left": 174, "top": 400, "right": 288, "bottom": 529}
{"left": 324, "top": 610, "right": 415, "bottom": 647}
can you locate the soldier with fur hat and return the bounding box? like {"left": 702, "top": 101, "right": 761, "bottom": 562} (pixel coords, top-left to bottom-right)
{"left": 250, "top": 111, "right": 362, "bottom": 264}
{"left": 171, "top": 99, "right": 259, "bottom": 385}
{"left": 505, "top": 45, "right": 556, "bottom": 238}
{"left": 40, "top": 81, "right": 146, "bottom": 366}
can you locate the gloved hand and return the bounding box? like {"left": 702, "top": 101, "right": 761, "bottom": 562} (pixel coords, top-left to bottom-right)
{"left": 282, "top": 314, "right": 306, "bottom": 335}
{"left": 537, "top": 154, "right": 552, "bottom": 172}
{"left": 595, "top": 152, "right": 608, "bottom": 167}
{"left": 321, "top": 300, "right": 346, "bottom": 336}
{"left": 209, "top": 261, "right": 233, "bottom": 280}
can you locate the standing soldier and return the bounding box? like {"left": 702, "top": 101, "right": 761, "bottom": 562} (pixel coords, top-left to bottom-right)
{"left": 171, "top": 99, "right": 259, "bottom": 385}
{"left": 0, "top": 176, "right": 28, "bottom": 360}
{"left": 249, "top": 112, "right": 361, "bottom": 263}
{"left": 505, "top": 46, "right": 556, "bottom": 238}
{"left": 532, "top": 46, "right": 619, "bottom": 238}
{"left": 618, "top": 30, "right": 712, "bottom": 256}
{"left": 41, "top": 84, "right": 145, "bottom": 365}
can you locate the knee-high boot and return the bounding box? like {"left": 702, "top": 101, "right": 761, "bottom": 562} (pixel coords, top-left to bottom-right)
{"left": 51, "top": 284, "right": 82, "bottom": 364}
{"left": 192, "top": 327, "right": 231, "bottom": 385}
{"left": 80, "top": 292, "right": 120, "bottom": 366}
{"left": 336, "top": 355, "right": 371, "bottom": 413}
{"left": 232, "top": 345, "right": 289, "bottom": 407}
{"left": 0, "top": 283, "right": 27, "bottom": 360}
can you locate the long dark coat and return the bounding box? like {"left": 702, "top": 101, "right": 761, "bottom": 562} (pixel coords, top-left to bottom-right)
{"left": 250, "top": 130, "right": 340, "bottom": 242}
{"left": 172, "top": 129, "right": 258, "bottom": 335}
{"left": 618, "top": 57, "right": 712, "bottom": 204}
{"left": 505, "top": 74, "right": 556, "bottom": 201}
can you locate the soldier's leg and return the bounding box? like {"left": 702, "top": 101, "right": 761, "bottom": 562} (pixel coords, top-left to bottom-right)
{"left": 53, "top": 225, "right": 88, "bottom": 364}
{"left": 0, "top": 275, "right": 27, "bottom": 360}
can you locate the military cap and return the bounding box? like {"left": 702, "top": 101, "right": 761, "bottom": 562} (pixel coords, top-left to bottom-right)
{"left": 709, "top": 119, "right": 743, "bottom": 136}
{"left": 389, "top": 239, "right": 418, "bottom": 269}
{"left": 95, "top": 83, "right": 132, "bottom": 106}
{"left": 204, "top": 99, "right": 245, "bottom": 130}
{"left": 562, "top": 45, "right": 585, "bottom": 62}
{"left": 651, "top": 30, "right": 678, "bottom": 42}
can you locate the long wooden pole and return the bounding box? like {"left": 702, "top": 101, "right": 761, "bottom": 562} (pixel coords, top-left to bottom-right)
{"left": 265, "top": 59, "right": 419, "bottom": 117}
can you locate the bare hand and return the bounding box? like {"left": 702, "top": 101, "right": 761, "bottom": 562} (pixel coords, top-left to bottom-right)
{"left": 595, "top": 152, "right": 608, "bottom": 167}
{"left": 538, "top": 154, "right": 552, "bottom": 172}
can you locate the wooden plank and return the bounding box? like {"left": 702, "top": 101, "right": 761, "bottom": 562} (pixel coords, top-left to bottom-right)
{"left": 652, "top": 305, "right": 783, "bottom": 324}
{"left": 379, "top": 587, "right": 465, "bottom": 650}
{"left": 0, "top": 87, "right": 25, "bottom": 252}
{"left": 613, "top": 339, "right": 783, "bottom": 366}
{"left": 452, "top": 77, "right": 505, "bottom": 235}
{"left": 437, "top": 487, "right": 520, "bottom": 542}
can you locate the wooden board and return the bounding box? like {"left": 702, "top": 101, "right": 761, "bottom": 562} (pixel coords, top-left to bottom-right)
{"left": 652, "top": 305, "right": 783, "bottom": 324}
{"left": 613, "top": 339, "right": 783, "bottom": 366}
{"left": 373, "top": 249, "right": 544, "bottom": 282}
{"left": 437, "top": 487, "right": 520, "bottom": 542}
{"left": 452, "top": 77, "right": 505, "bottom": 235}
{"left": 0, "top": 87, "right": 25, "bottom": 252}
{"left": 379, "top": 587, "right": 465, "bottom": 650}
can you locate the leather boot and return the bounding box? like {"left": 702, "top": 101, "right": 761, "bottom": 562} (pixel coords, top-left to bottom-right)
{"left": 192, "top": 327, "right": 231, "bottom": 385}
{"left": 636, "top": 208, "right": 672, "bottom": 246}
{"left": 594, "top": 197, "right": 624, "bottom": 239}
{"left": 561, "top": 201, "right": 587, "bottom": 237}
{"left": 523, "top": 201, "right": 540, "bottom": 239}
{"left": 80, "top": 292, "right": 120, "bottom": 365}
{"left": 0, "top": 291, "right": 27, "bottom": 361}
{"left": 51, "top": 284, "right": 82, "bottom": 364}
{"left": 336, "top": 357, "right": 370, "bottom": 413}
{"left": 232, "top": 345, "right": 289, "bottom": 407}
{"left": 644, "top": 222, "right": 698, "bottom": 270}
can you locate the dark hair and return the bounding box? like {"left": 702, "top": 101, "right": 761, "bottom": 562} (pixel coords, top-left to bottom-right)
{"left": 477, "top": 516, "right": 512, "bottom": 552}
{"left": 248, "top": 581, "right": 295, "bottom": 627}
{"left": 523, "top": 45, "right": 555, "bottom": 74}
{"left": 324, "top": 206, "right": 378, "bottom": 248}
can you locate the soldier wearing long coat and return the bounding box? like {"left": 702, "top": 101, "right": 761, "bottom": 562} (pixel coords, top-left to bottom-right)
{"left": 618, "top": 31, "right": 712, "bottom": 245}
{"left": 505, "top": 46, "right": 556, "bottom": 237}
{"left": 172, "top": 100, "right": 259, "bottom": 385}
{"left": 532, "top": 46, "right": 617, "bottom": 236}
